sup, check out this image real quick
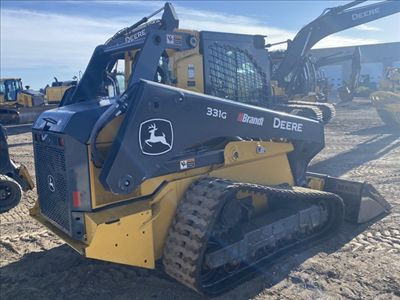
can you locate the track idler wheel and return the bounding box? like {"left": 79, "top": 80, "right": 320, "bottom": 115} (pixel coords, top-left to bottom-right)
{"left": 0, "top": 174, "right": 22, "bottom": 213}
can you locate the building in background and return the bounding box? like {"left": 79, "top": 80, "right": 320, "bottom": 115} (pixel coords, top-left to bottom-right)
{"left": 311, "top": 42, "right": 400, "bottom": 91}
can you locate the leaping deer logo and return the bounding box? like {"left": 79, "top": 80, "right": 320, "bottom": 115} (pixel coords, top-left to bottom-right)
{"left": 145, "top": 123, "right": 171, "bottom": 148}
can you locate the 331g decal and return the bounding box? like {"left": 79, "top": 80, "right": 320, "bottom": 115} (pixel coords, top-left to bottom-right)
{"left": 206, "top": 107, "right": 227, "bottom": 119}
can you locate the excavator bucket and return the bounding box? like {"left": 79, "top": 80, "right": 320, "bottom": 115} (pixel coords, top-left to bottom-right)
{"left": 307, "top": 172, "right": 391, "bottom": 224}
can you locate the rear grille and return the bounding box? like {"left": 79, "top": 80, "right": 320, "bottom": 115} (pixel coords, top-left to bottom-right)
{"left": 34, "top": 141, "right": 71, "bottom": 233}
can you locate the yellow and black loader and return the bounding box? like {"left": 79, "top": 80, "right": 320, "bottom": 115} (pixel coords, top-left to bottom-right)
{"left": 30, "top": 3, "right": 392, "bottom": 295}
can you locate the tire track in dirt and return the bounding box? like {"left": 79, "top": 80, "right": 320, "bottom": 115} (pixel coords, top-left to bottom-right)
{"left": 0, "top": 191, "right": 36, "bottom": 224}
{"left": 342, "top": 228, "right": 400, "bottom": 253}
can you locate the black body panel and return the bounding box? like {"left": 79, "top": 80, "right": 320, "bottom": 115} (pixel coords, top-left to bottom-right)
{"left": 33, "top": 98, "right": 113, "bottom": 144}
{"left": 99, "top": 80, "right": 324, "bottom": 194}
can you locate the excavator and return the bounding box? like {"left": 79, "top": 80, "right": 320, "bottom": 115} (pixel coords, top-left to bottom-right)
{"left": 0, "top": 124, "right": 34, "bottom": 213}
{"left": 30, "top": 2, "right": 393, "bottom": 296}
{"left": 269, "top": 0, "right": 400, "bottom": 123}
{"left": 315, "top": 47, "right": 361, "bottom": 102}
{"left": 0, "top": 78, "right": 58, "bottom": 124}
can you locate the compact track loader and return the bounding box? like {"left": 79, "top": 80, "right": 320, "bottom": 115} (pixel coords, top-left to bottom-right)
{"left": 0, "top": 124, "right": 34, "bottom": 213}
{"left": 30, "top": 3, "right": 391, "bottom": 295}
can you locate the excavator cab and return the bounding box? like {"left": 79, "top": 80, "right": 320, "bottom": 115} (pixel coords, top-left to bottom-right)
{"left": 30, "top": 2, "right": 391, "bottom": 296}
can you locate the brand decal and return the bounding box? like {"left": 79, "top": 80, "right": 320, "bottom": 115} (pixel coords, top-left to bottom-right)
{"left": 207, "top": 107, "right": 227, "bottom": 119}
{"left": 352, "top": 8, "right": 380, "bottom": 21}
{"left": 139, "top": 119, "right": 173, "bottom": 156}
{"left": 237, "top": 112, "right": 264, "bottom": 126}
{"left": 47, "top": 175, "right": 55, "bottom": 192}
{"left": 125, "top": 28, "right": 146, "bottom": 43}
{"left": 180, "top": 158, "right": 195, "bottom": 170}
{"left": 273, "top": 117, "right": 303, "bottom": 132}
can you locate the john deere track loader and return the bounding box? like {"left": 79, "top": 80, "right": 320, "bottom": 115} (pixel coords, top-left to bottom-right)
{"left": 30, "top": 3, "right": 391, "bottom": 295}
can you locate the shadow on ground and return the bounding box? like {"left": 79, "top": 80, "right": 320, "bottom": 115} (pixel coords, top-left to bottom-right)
{"left": 0, "top": 214, "right": 386, "bottom": 300}
{"left": 349, "top": 125, "right": 400, "bottom": 136}
{"left": 310, "top": 133, "right": 400, "bottom": 177}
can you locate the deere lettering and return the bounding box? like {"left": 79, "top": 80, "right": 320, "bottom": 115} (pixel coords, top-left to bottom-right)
{"left": 352, "top": 8, "right": 380, "bottom": 21}
{"left": 125, "top": 29, "right": 146, "bottom": 43}
{"left": 273, "top": 117, "right": 303, "bottom": 132}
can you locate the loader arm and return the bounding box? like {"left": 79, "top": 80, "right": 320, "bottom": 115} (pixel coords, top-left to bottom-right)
{"left": 273, "top": 0, "right": 400, "bottom": 84}
{"left": 64, "top": 2, "right": 181, "bottom": 106}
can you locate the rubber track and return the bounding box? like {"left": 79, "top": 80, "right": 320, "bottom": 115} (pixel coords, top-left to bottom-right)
{"left": 163, "top": 177, "right": 344, "bottom": 295}
{"left": 276, "top": 104, "right": 324, "bottom": 123}
{"left": 288, "top": 101, "right": 336, "bottom": 124}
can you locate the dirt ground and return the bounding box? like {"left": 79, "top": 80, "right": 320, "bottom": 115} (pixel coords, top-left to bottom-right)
{"left": 1, "top": 98, "right": 399, "bottom": 300}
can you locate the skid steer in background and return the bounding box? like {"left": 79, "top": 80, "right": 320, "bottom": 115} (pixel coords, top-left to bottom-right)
{"left": 370, "top": 67, "right": 400, "bottom": 128}
{"left": 0, "top": 78, "right": 56, "bottom": 124}
{"left": 30, "top": 3, "right": 391, "bottom": 296}
{"left": 268, "top": 0, "right": 400, "bottom": 123}
{"left": 0, "top": 124, "right": 34, "bottom": 213}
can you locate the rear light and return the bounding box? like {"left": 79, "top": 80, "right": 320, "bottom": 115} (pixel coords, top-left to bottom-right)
{"left": 73, "top": 191, "right": 81, "bottom": 207}
{"left": 58, "top": 137, "right": 64, "bottom": 146}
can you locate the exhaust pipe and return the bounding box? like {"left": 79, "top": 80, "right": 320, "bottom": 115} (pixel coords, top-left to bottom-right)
{"left": 307, "top": 172, "right": 391, "bottom": 224}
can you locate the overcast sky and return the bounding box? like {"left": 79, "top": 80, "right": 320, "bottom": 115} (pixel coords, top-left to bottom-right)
{"left": 1, "top": 0, "right": 399, "bottom": 89}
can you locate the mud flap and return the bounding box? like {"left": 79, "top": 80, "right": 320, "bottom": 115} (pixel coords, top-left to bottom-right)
{"left": 307, "top": 172, "right": 391, "bottom": 224}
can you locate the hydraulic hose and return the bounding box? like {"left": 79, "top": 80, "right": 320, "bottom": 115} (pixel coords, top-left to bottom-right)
{"left": 89, "top": 90, "right": 131, "bottom": 168}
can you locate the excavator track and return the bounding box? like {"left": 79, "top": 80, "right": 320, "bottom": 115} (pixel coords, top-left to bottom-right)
{"left": 163, "top": 177, "right": 344, "bottom": 296}
{"left": 276, "top": 104, "right": 324, "bottom": 123}
{"left": 288, "top": 101, "right": 336, "bottom": 124}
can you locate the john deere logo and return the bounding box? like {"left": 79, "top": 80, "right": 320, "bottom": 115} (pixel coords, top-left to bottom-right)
{"left": 47, "top": 175, "right": 55, "bottom": 192}
{"left": 139, "top": 119, "right": 173, "bottom": 156}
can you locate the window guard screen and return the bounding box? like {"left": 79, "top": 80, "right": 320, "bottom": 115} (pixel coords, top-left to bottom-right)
{"left": 207, "top": 42, "right": 268, "bottom": 104}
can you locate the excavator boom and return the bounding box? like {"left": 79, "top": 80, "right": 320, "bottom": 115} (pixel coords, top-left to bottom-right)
{"left": 273, "top": 0, "right": 400, "bottom": 83}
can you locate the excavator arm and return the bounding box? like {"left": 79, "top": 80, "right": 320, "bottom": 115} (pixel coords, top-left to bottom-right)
{"left": 273, "top": 0, "right": 400, "bottom": 83}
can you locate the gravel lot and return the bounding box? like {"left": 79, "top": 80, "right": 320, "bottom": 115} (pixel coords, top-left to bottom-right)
{"left": 1, "top": 98, "right": 399, "bottom": 300}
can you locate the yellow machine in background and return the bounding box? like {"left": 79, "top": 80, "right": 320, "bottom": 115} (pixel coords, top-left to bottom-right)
{"left": 0, "top": 78, "right": 47, "bottom": 124}
{"left": 370, "top": 67, "right": 400, "bottom": 128}
{"left": 45, "top": 77, "right": 77, "bottom": 104}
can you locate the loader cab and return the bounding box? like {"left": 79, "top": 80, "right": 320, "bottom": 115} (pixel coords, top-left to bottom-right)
{"left": 119, "top": 30, "right": 271, "bottom": 106}
{"left": 0, "top": 78, "right": 23, "bottom": 103}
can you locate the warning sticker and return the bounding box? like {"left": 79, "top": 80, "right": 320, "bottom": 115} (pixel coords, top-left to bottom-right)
{"left": 180, "top": 158, "right": 196, "bottom": 170}
{"left": 166, "top": 34, "right": 182, "bottom": 45}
